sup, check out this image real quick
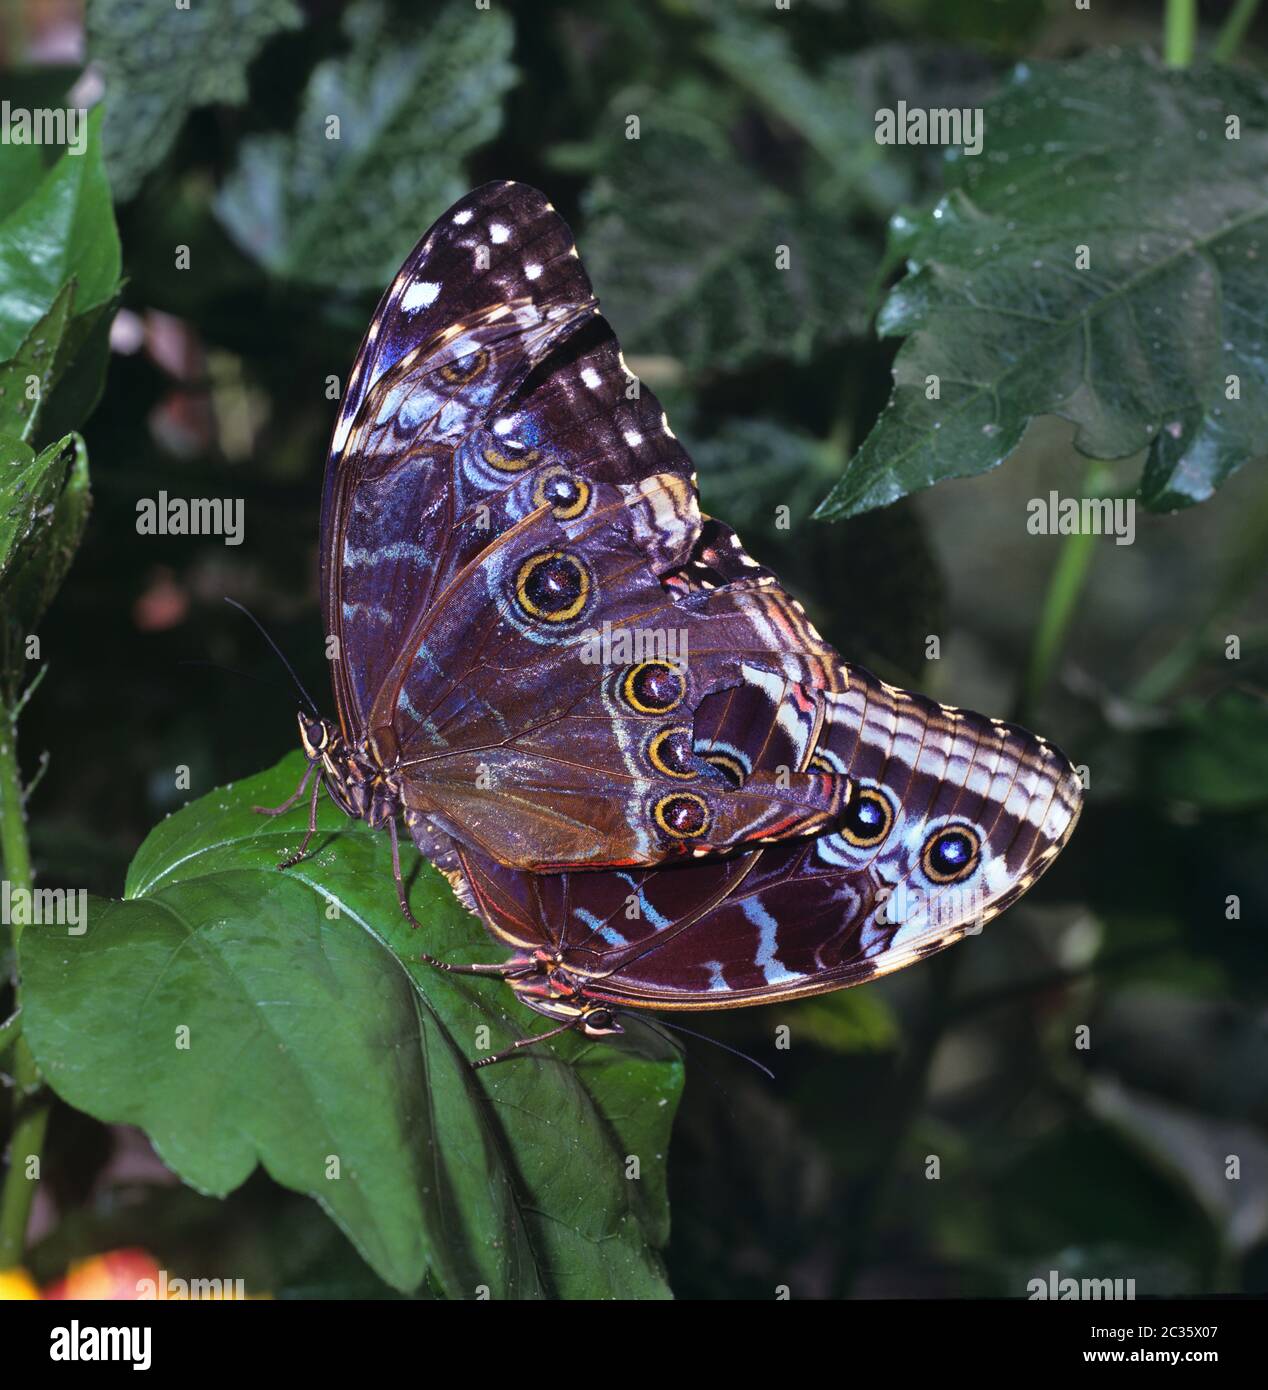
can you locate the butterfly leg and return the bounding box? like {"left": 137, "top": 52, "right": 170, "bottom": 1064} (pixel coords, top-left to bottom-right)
{"left": 472, "top": 1020, "right": 580, "bottom": 1070}
{"left": 385, "top": 817, "right": 524, "bottom": 975}
{"left": 276, "top": 771, "right": 322, "bottom": 869}
{"left": 253, "top": 761, "right": 315, "bottom": 817}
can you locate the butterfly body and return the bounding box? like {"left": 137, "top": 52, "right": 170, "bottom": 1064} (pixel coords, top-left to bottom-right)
{"left": 268, "top": 181, "right": 1083, "bottom": 1065}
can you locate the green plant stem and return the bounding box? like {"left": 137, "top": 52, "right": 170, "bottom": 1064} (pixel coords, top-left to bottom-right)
{"left": 1017, "top": 461, "right": 1111, "bottom": 724}
{"left": 0, "top": 697, "right": 48, "bottom": 1269}
{"left": 1165, "top": 0, "right": 1198, "bottom": 67}
{"left": 1214, "top": 0, "right": 1262, "bottom": 61}
{"left": 0, "top": 1008, "right": 20, "bottom": 1057}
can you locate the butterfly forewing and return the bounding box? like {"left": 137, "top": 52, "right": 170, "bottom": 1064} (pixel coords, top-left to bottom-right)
{"left": 319, "top": 182, "right": 865, "bottom": 870}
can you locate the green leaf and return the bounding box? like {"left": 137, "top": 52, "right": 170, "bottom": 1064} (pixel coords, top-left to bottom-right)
{"left": 88, "top": 0, "right": 303, "bottom": 201}
{"left": 772, "top": 989, "right": 898, "bottom": 1053}
{"left": 1148, "top": 690, "right": 1268, "bottom": 812}
{"left": 215, "top": 0, "right": 517, "bottom": 289}
{"left": 0, "top": 107, "right": 119, "bottom": 364}
{"left": 20, "top": 753, "right": 682, "bottom": 1297}
{"left": 816, "top": 50, "right": 1268, "bottom": 521}
{"left": 0, "top": 431, "right": 90, "bottom": 692}
{"left": 0, "top": 285, "right": 74, "bottom": 442}
{"left": 583, "top": 122, "right": 872, "bottom": 372}
{"left": 698, "top": 20, "right": 911, "bottom": 214}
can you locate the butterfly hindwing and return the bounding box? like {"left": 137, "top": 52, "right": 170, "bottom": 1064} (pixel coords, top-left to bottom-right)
{"left": 453, "top": 664, "right": 1082, "bottom": 1009}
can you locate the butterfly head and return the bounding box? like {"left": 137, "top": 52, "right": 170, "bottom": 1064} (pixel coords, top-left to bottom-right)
{"left": 578, "top": 1006, "right": 624, "bottom": 1038}
{"left": 297, "top": 711, "right": 339, "bottom": 762}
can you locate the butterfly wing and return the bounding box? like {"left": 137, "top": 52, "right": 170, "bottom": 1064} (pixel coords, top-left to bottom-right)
{"left": 453, "top": 669, "right": 1083, "bottom": 1007}
{"left": 321, "top": 182, "right": 855, "bottom": 870}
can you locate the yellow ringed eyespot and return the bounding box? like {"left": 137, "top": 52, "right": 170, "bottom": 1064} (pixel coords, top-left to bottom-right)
{"left": 532, "top": 465, "right": 590, "bottom": 519}
{"left": 840, "top": 785, "right": 894, "bottom": 848}
{"left": 646, "top": 726, "right": 697, "bottom": 779}
{"left": 440, "top": 348, "right": 489, "bottom": 384}
{"left": 514, "top": 551, "right": 591, "bottom": 623}
{"left": 654, "top": 792, "right": 709, "bottom": 838}
{"left": 621, "top": 660, "right": 685, "bottom": 714}
{"left": 922, "top": 824, "right": 981, "bottom": 884}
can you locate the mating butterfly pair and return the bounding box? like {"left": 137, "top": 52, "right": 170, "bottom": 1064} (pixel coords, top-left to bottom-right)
{"left": 261, "top": 182, "right": 1082, "bottom": 1066}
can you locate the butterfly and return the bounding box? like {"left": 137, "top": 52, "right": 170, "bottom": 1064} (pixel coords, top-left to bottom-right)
{"left": 260, "top": 181, "right": 1082, "bottom": 1063}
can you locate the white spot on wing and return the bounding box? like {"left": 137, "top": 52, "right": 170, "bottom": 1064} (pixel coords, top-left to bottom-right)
{"left": 581, "top": 367, "right": 602, "bottom": 389}
{"left": 490, "top": 223, "right": 510, "bottom": 244}
{"left": 401, "top": 280, "right": 441, "bottom": 312}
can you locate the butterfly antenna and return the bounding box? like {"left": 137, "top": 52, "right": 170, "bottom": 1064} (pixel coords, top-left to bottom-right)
{"left": 223, "top": 596, "right": 320, "bottom": 716}
{"left": 620, "top": 1013, "right": 775, "bottom": 1081}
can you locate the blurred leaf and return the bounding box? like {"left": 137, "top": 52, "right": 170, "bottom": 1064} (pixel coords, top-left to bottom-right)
{"left": 774, "top": 989, "right": 898, "bottom": 1053}
{"left": 21, "top": 753, "right": 682, "bottom": 1298}
{"left": 817, "top": 50, "right": 1268, "bottom": 520}
{"left": 698, "top": 20, "right": 911, "bottom": 213}
{"left": 216, "top": 0, "right": 517, "bottom": 289}
{"left": 0, "top": 432, "right": 90, "bottom": 694}
{"left": 1090, "top": 1077, "right": 1268, "bottom": 1255}
{"left": 989, "top": 1112, "right": 1217, "bottom": 1271}
{"left": 0, "top": 108, "right": 120, "bottom": 364}
{"left": 692, "top": 416, "right": 839, "bottom": 535}
{"left": 584, "top": 121, "right": 872, "bottom": 372}
{"left": 691, "top": 416, "right": 942, "bottom": 669}
{"left": 1092, "top": 988, "right": 1268, "bottom": 1127}
{"left": 88, "top": 0, "right": 303, "bottom": 201}
{"left": 1149, "top": 690, "right": 1268, "bottom": 812}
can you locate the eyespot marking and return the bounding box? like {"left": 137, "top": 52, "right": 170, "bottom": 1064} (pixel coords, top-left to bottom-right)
{"left": 922, "top": 824, "right": 981, "bottom": 884}
{"left": 654, "top": 792, "right": 709, "bottom": 839}
{"left": 440, "top": 348, "right": 489, "bottom": 384}
{"left": 621, "top": 660, "right": 686, "bottom": 715}
{"left": 514, "top": 551, "right": 592, "bottom": 623}
{"left": 840, "top": 785, "right": 894, "bottom": 848}
{"left": 646, "top": 726, "right": 697, "bottom": 779}
{"left": 532, "top": 465, "right": 590, "bottom": 519}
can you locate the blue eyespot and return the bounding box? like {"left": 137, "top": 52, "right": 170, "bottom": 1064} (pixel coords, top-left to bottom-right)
{"left": 841, "top": 785, "right": 894, "bottom": 848}
{"left": 922, "top": 825, "right": 981, "bottom": 884}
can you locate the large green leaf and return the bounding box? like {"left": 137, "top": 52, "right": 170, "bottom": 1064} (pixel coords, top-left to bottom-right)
{"left": 0, "top": 107, "right": 119, "bottom": 365}
{"left": 88, "top": 0, "right": 303, "bottom": 200}
{"left": 816, "top": 50, "right": 1268, "bottom": 520}
{"left": 0, "top": 431, "right": 90, "bottom": 693}
{"left": 215, "top": 0, "right": 517, "bottom": 289}
{"left": 583, "top": 119, "right": 872, "bottom": 372}
{"left": 20, "top": 753, "right": 682, "bottom": 1298}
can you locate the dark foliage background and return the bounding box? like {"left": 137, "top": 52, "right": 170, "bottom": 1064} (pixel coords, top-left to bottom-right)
{"left": 1, "top": 0, "right": 1266, "bottom": 1299}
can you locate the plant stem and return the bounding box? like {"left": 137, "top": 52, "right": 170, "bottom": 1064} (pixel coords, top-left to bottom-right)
{"left": 1165, "top": 0, "right": 1198, "bottom": 67}
{"left": 0, "top": 1008, "right": 20, "bottom": 1057}
{"left": 0, "top": 695, "right": 48, "bottom": 1268}
{"left": 1017, "top": 461, "right": 1111, "bottom": 724}
{"left": 1214, "top": 0, "right": 1262, "bottom": 61}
